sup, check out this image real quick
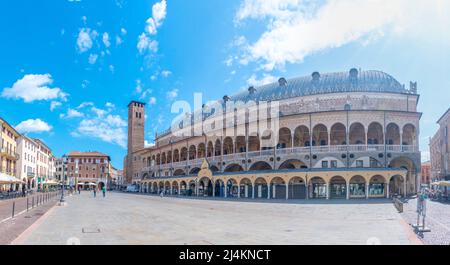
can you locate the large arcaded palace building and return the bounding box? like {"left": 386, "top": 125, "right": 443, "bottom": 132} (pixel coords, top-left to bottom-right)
{"left": 124, "top": 69, "right": 421, "bottom": 200}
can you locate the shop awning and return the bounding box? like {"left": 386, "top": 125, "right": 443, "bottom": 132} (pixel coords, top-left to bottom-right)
{"left": 43, "top": 180, "right": 60, "bottom": 186}
{"left": 0, "top": 172, "right": 23, "bottom": 184}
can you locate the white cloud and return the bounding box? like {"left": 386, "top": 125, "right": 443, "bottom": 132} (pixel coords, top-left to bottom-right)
{"left": 247, "top": 73, "right": 277, "bottom": 87}
{"left": 161, "top": 70, "right": 172, "bottom": 78}
{"left": 91, "top": 107, "right": 107, "bottom": 117}
{"left": 60, "top": 108, "right": 84, "bottom": 119}
{"left": 77, "top": 28, "right": 98, "bottom": 53}
{"left": 2, "top": 74, "right": 68, "bottom": 103}
{"left": 88, "top": 53, "right": 98, "bottom": 64}
{"left": 135, "top": 79, "right": 142, "bottom": 93}
{"left": 50, "top": 101, "right": 62, "bottom": 111}
{"left": 137, "top": 33, "right": 158, "bottom": 54}
{"left": 149, "top": 97, "right": 157, "bottom": 105}
{"left": 145, "top": 140, "right": 155, "bottom": 148}
{"left": 109, "top": 65, "right": 115, "bottom": 73}
{"left": 102, "top": 32, "right": 111, "bottom": 47}
{"left": 105, "top": 102, "right": 115, "bottom": 108}
{"left": 74, "top": 114, "right": 127, "bottom": 148}
{"left": 15, "top": 119, "right": 52, "bottom": 134}
{"left": 77, "top": 101, "right": 94, "bottom": 109}
{"left": 116, "top": 35, "right": 123, "bottom": 45}
{"left": 234, "top": 0, "right": 450, "bottom": 71}
{"left": 166, "top": 89, "right": 178, "bottom": 100}
{"left": 121, "top": 28, "right": 127, "bottom": 36}
{"left": 137, "top": 0, "right": 166, "bottom": 54}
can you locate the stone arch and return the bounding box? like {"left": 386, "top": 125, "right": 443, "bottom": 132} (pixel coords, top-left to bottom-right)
{"left": 207, "top": 141, "right": 214, "bottom": 157}
{"left": 167, "top": 151, "right": 172, "bottom": 164}
{"left": 171, "top": 181, "right": 179, "bottom": 195}
{"left": 197, "top": 143, "right": 206, "bottom": 158}
{"left": 278, "top": 127, "right": 292, "bottom": 148}
{"left": 214, "top": 139, "right": 221, "bottom": 156}
{"left": 288, "top": 176, "right": 306, "bottom": 199}
{"left": 386, "top": 123, "right": 400, "bottom": 145}
{"left": 369, "top": 175, "right": 386, "bottom": 197}
{"left": 236, "top": 136, "right": 246, "bottom": 153}
{"left": 189, "top": 167, "right": 201, "bottom": 175}
{"left": 210, "top": 165, "right": 219, "bottom": 172}
{"left": 173, "top": 149, "right": 180, "bottom": 162}
{"left": 349, "top": 122, "right": 365, "bottom": 145}
{"left": 189, "top": 145, "right": 197, "bottom": 160}
{"left": 164, "top": 181, "right": 171, "bottom": 194}
{"left": 180, "top": 147, "right": 188, "bottom": 161}
{"left": 402, "top": 124, "right": 416, "bottom": 146}
{"left": 312, "top": 124, "right": 328, "bottom": 146}
{"left": 226, "top": 178, "right": 239, "bottom": 197}
{"left": 270, "top": 177, "right": 286, "bottom": 199}
{"left": 179, "top": 181, "right": 187, "bottom": 195}
{"left": 161, "top": 152, "right": 166, "bottom": 164}
{"left": 279, "top": 159, "right": 308, "bottom": 170}
{"left": 329, "top": 176, "right": 346, "bottom": 199}
{"left": 389, "top": 156, "right": 417, "bottom": 195}
{"left": 330, "top": 123, "right": 346, "bottom": 145}
{"left": 349, "top": 175, "right": 366, "bottom": 198}
{"left": 239, "top": 178, "right": 253, "bottom": 198}
{"left": 156, "top": 153, "right": 161, "bottom": 165}
{"left": 223, "top": 137, "right": 234, "bottom": 155}
{"left": 173, "top": 169, "right": 186, "bottom": 176}
{"left": 248, "top": 133, "right": 260, "bottom": 152}
{"left": 224, "top": 163, "right": 244, "bottom": 172}
{"left": 367, "top": 122, "right": 383, "bottom": 145}
{"left": 254, "top": 177, "right": 268, "bottom": 199}
{"left": 214, "top": 179, "right": 225, "bottom": 197}
{"left": 309, "top": 176, "right": 327, "bottom": 199}
{"left": 294, "top": 125, "right": 310, "bottom": 147}
{"left": 199, "top": 177, "right": 213, "bottom": 196}
{"left": 187, "top": 180, "right": 196, "bottom": 196}
{"left": 152, "top": 182, "right": 158, "bottom": 194}
{"left": 249, "top": 161, "right": 272, "bottom": 171}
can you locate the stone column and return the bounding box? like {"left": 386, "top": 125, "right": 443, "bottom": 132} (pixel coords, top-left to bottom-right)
{"left": 403, "top": 178, "right": 407, "bottom": 197}
{"left": 366, "top": 183, "right": 369, "bottom": 199}
{"left": 326, "top": 183, "right": 330, "bottom": 200}
{"left": 267, "top": 183, "right": 270, "bottom": 199}
{"left": 386, "top": 183, "right": 390, "bottom": 198}
{"left": 346, "top": 182, "right": 350, "bottom": 200}
{"left": 286, "top": 183, "right": 289, "bottom": 200}
{"left": 252, "top": 184, "right": 255, "bottom": 199}
{"left": 237, "top": 185, "right": 240, "bottom": 198}
{"left": 305, "top": 182, "right": 309, "bottom": 200}
{"left": 224, "top": 184, "right": 227, "bottom": 198}
{"left": 212, "top": 183, "right": 215, "bottom": 197}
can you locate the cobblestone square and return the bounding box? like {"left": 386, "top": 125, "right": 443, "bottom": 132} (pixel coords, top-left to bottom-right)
{"left": 14, "top": 192, "right": 419, "bottom": 245}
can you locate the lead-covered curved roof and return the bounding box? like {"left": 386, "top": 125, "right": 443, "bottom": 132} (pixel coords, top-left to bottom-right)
{"left": 230, "top": 69, "right": 408, "bottom": 102}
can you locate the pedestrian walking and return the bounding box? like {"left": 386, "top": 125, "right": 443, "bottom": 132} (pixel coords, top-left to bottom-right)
{"left": 160, "top": 191, "right": 164, "bottom": 198}
{"left": 102, "top": 185, "right": 106, "bottom": 198}
{"left": 93, "top": 188, "right": 97, "bottom": 198}
{"left": 78, "top": 186, "right": 81, "bottom": 194}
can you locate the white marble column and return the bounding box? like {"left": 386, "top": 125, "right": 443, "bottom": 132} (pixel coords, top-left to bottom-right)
{"left": 237, "top": 185, "right": 241, "bottom": 198}
{"left": 267, "top": 183, "right": 270, "bottom": 199}
{"left": 224, "top": 184, "right": 227, "bottom": 198}
{"left": 386, "top": 183, "right": 390, "bottom": 198}
{"left": 326, "top": 183, "right": 330, "bottom": 200}
{"left": 252, "top": 185, "right": 255, "bottom": 199}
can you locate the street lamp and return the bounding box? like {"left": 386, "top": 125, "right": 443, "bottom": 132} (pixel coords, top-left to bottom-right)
{"left": 59, "top": 155, "right": 67, "bottom": 206}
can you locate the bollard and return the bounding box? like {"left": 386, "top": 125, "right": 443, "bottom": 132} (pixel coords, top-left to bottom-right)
{"left": 27, "top": 197, "right": 29, "bottom": 212}
{"left": 12, "top": 202, "right": 15, "bottom": 218}
{"left": 32, "top": 196, "right": 34, "bottom": 208}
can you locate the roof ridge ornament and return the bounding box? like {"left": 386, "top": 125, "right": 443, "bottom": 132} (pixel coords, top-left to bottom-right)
{"left": 409, "top": 81, "right": 417, "bottom": 94}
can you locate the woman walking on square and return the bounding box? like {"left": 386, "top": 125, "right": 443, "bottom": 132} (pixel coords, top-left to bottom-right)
{"left": 102, "top": 185, "right": 106, "bottom": 198}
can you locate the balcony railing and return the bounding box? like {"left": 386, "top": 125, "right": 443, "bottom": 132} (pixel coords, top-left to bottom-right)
{"left": 142, "top": 144, "right": 418, "bottom": 173}
{"left": 0, "top": 148, "right": 19, "bottom": 160}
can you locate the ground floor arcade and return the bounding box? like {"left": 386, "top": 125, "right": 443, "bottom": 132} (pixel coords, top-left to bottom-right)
{"left": 138, "top": 162, "right": 408, "bottom": 200}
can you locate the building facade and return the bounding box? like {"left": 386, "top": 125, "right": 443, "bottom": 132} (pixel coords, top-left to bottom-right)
{"left": 421, "top": 161, "right": 431, "bottom": 185}
{"left": 126, "top": 69, "right": 421, "bottom": 200}
{"left": 430, "top": 108, "right": 450, "bottom": 181}
{"left": 16, "top": 135, "right": 38, "bottom": 189}
{"left": 67, "top": 151, "right": 111, "bottom": 189}
{"left": 0, "top": 117, "right": 20, "bottom": 190}
{"left": 33, "top": 139, "right": 55, "bottom": 190}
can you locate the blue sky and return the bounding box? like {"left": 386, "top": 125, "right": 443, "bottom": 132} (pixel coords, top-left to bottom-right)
{"left": 0, "top": 0, "right": 449, "bottom": 168}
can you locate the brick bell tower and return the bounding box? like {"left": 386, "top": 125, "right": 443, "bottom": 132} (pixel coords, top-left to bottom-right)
{"left": 125, "top": 101, "right": 145, "bottom": 184}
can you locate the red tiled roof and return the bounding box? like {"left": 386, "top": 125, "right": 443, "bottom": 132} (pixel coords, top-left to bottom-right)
{"left": 68, "top": 151, "right": 109, "bottom": 158}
